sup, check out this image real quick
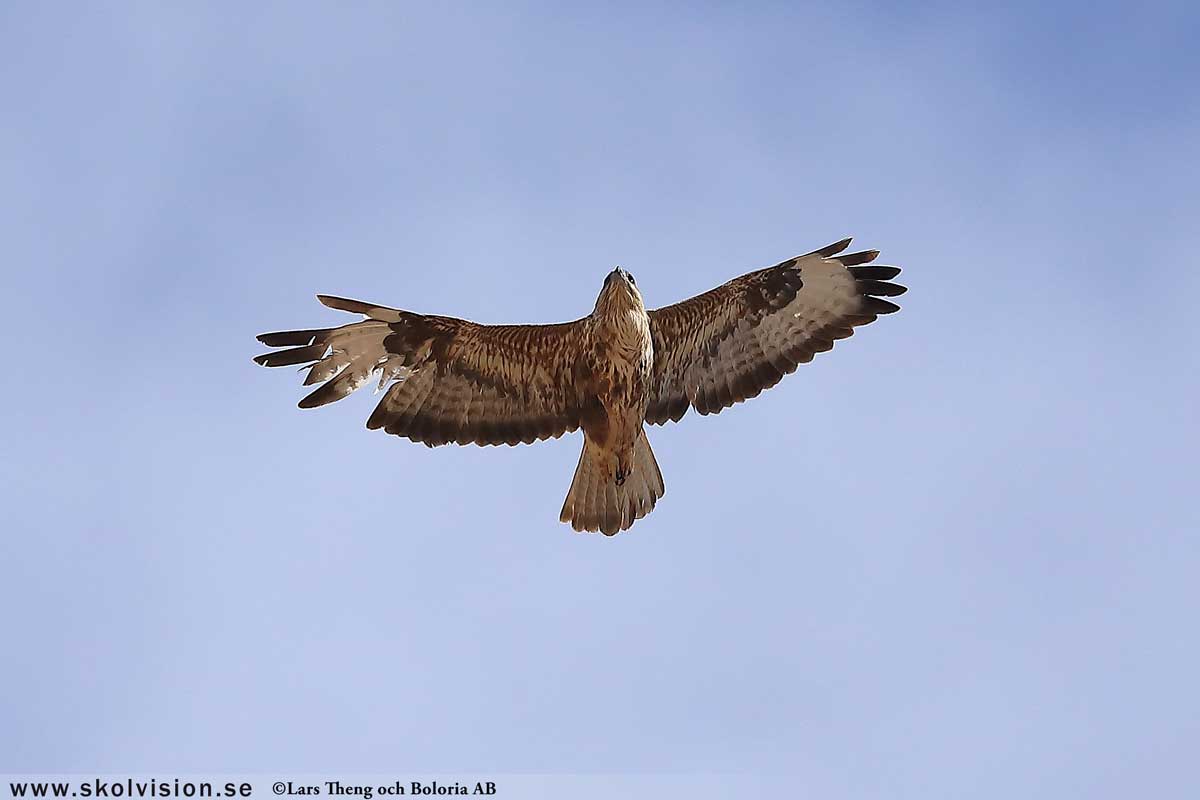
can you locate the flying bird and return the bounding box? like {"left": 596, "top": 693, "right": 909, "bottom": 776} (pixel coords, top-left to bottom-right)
{"left": 254, "top": 238, "right": 906, "bottom": 535}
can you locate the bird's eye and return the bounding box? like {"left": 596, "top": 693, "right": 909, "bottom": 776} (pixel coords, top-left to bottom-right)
{"left": 628, "top": 274, "right": 636, "bottom": 285}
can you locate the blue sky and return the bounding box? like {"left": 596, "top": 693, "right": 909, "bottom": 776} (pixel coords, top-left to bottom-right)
{"left": 3, "top": 2, "right": 1198, "bottom": 796}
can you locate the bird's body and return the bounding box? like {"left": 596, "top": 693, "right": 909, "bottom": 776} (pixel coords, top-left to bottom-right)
{"left": 254, "top": 239, "right": 906, "bottom": 535}
{"left": 579, "top": 269, "right": 654, "bottom": 485}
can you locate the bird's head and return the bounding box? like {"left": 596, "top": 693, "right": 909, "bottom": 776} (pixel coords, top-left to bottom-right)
{"left": 594, "top": 267, "right": 644, "bottom": 317}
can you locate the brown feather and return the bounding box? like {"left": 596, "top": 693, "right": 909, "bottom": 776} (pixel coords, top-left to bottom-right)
{"left": 257, "top": 299, "right": 589, "bottom": 447}
{"left": 645, "top": 239, "right": 905, "bottom": 424}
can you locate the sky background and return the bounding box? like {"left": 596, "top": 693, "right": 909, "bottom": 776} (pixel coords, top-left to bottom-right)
{"left": 3, "top": 1, "right": 1198, "bottom": 797}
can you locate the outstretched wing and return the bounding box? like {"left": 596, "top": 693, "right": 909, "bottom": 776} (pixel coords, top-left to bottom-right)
{"left": 254, "top": 295, "right": 587, "bottom": 446}
{"left": 645, "top": 239, "right": 906, "bottom": 424}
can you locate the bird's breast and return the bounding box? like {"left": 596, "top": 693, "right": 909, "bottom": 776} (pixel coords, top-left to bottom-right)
{"left": 596, "top": 317, "right": 651, "bottom": 404}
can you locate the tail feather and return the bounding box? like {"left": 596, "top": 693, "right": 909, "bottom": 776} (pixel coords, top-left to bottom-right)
{"left": 560, "top": 428, "right": 665, "bottom": 535}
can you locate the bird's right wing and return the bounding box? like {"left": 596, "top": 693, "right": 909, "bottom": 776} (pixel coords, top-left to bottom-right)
{"left": 254, "top": 296, "right": 589, "bottom": 447}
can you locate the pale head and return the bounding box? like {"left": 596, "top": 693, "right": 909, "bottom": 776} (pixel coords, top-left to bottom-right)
{"left": 594, "top": 267, "right": 645, "bottom": 317}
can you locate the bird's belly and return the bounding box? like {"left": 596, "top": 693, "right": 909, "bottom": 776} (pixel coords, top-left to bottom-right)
{"left": 597, "top": 356, "right": 650, "bottom": 446}
{"left": 580, "top": 312, "right": 653, "bottom": 451}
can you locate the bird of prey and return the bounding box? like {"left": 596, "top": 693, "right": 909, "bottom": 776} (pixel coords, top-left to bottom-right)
{"left": 254, "top": 238, "right": 905, "bottom": 535}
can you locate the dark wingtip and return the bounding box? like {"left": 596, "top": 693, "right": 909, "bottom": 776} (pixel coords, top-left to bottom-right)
{"left": 297, "top": 392, "right": 325, "bottom": 410}
{"left": 857, "top": 280, "right": 907, "bottom": 297}
{"left": 812, "top": 238, "right": 853, "bottom": 257}
{"left": 849, "top": 262, "right": 906, "bottom": 311}
{"left": 256, "top": 329, "right": 325, "bottom": 347}
{"left": 862, "top": 297, "right": 902, "bottom": 315}
{"left": 849, "top": 265, "right": 902, "bottom": 280}
{"left": 836, "top": 249, "right": 880, "bottom": 266}
{"left": 318, "top": 294, "right": 379, "bottom": 315}
{"left": 253, "top": 343, "right": 328, "bottom": 368}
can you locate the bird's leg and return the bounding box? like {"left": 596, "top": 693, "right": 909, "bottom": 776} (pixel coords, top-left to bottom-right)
{"left": 615, "top": 451, "right": 634, "bottom": 486}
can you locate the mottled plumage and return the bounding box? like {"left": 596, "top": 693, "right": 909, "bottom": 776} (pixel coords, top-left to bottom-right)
{"left": 254, "top": 238, "right": 906, "bottom": 535}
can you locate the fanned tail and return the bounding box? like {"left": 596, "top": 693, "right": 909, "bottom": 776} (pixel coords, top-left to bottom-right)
{"left": 559, "top": 428, "right": 664, "bottom": 535}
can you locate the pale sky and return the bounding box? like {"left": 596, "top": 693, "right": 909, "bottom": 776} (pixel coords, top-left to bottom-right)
{"left": 3, "top": 2, "right": 1198, "bottom": 797}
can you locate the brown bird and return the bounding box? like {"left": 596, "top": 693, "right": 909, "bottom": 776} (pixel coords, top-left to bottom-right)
{"left": 254, "top": 238, "right": 906, "bottom": 535}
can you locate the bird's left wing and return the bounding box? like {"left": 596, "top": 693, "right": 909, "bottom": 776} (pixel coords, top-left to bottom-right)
{"left": 254, "top": 296, "right": 588, "bottom": 447}
{"left": 645, "top": 239, "right": 906, "bottom": 424}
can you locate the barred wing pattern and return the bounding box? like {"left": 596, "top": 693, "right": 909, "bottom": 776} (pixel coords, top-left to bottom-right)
{"left": 254, "top": 295, "right": 587, "bottom": 447}
{"left": 645, "top": 239, "right": 906, "bottom": 424}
